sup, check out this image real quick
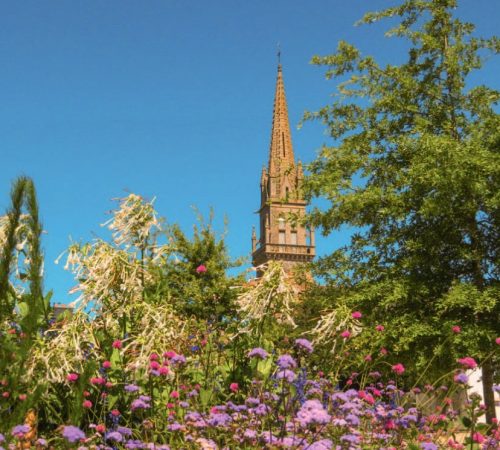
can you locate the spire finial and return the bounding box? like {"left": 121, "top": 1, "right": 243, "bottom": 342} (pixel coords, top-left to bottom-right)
{"left": 277, "top": 42, "right": 281, "bottom": 69}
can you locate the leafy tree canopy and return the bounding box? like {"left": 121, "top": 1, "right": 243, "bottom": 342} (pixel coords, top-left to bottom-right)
{"left": 304, "top": 0, "right": 499, "bottom": 421}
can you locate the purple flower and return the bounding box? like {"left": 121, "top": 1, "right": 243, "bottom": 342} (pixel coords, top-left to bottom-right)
{"left": 117, "top": 426, "right": 132, "bottom": 436}
{"left": 124, "top": 384, "right": 140, "bottom": 393}
{"left": 106, "top": 431, "right": 123, "bottom": 442}
{"left": 171, "top": 354, "right": 186, "bottom": 365}
{"left": 248, "top": 347, "right": 268, "bottom": 359}
{"left": 62, "top": 426, "right": 85, "bottom": 443}
{"left": 296, "top": 399, "right": 331, "bottom": 426}
{"left": 276, "top": 369, "right": 296, "bottom": 383}
{"left": 276, "top": 354, "right": 297, "bottom": 369}
{"left": 11, "top": 425, "right": 30, "bottom": 438}
{"left": 308, "top": 439, "right": 333, "bottom": 450}
{"left": 131, "top": 398, "right": 150, "bottom": 410}
{"left": 243, "top": 429, "right": 257, "bottom": 440}
{"left": 125, "top": 440, "right": 145, "bottom": 449}
{"left": 35, "top": 438, "right": 47, "bottom": 447}
{"left": 295, "top": 338, "right": 313, "bottom": 353}
{"left": 454, "top": 373, "right": 469, "bottom": 384}
{"left": 207, "top": 412, "right": 232, "bottom": 427}
{"left": 340, "top": 433, "right": 361, "bottom": 444}
{"left": 420, "top": 443, "right": 438, "bottom": 450}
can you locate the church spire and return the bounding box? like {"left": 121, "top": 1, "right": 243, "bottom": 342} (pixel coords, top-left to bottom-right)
{"left": 252, "top": 62, "right": 315, "bottom": 276}
{"left": 268, "top": 64, "right": 295, "bottom": 175}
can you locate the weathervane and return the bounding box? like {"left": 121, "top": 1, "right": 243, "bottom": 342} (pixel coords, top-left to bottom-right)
{"left": 277, "top": 42, "right": 281, "bottom": 66}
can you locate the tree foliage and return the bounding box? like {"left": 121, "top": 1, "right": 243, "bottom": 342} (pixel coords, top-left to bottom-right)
{"left": 304, "top": 0, "right": 499, "bottom": 421}
{"left": 160, "top": 210, "right": 244, "bottom": 324}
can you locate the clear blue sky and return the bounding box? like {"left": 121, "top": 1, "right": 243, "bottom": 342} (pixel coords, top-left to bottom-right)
{"left": 1, "top": 0, "right": 498, "bottom": 303}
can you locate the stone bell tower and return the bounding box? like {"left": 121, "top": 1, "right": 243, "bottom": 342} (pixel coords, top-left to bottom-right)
{"left": 251, "top": 64, "right": 315, "bottom": 275}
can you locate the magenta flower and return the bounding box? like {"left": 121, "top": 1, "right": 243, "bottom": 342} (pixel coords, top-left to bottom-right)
{"left": 452, "top": 325, "right": 461, "bottom": 333}
{"left": 170, "top": 390, "right": 180, "bottom": 399}
{"left": 102, "top": 360, "right": 111, "bottom": 369}
{"left": 150, "top": 361, "right": 160, "bottom": 370}
{"left": 392, "top": 363, "right": 405, "bottom": 375}
{"left": 375, "top": 325, "right": 385, "bottom": 332}
{"left": 229, "top": 383, "right": 239, "bottom": 393}
{"left": 340, "top": 330, "right": 351, "bottom": 339}
{"left": 82, "top": 400, "right": 92, "bottom": 408}
{"left": 457, "top": 357, "right": 477, "bottom": 369}
{"left": 66, "top": 373, "right": 79, "bottom": 382}
{"left": 112, "top": 339, "right": 122, "bottom": 349}
{"left": 472, "top": 432, "right": 485, "bottom": 443}
{"left": 196, "top": 264, "right": 207, "bottom": 273}
{"left": 495, "top": 337, "right": 500, "bottom": 345}
{"left": 351, "top": 311, "right": 362, "bottom": 319}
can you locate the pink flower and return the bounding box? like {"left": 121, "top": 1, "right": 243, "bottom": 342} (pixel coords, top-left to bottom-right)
{"left": 457, "top": 357, "right": 477, "bottom": 369}
{"left": 392, "top": 363, "right": 405, "bottom": 375}
{"left": 340, "top": 330, "right": 351, "bottom": 339}
{"left": 452, "top": 325, "right": 461, "bottom": 333}
{"left": 159, "top": 366, "right": 169, "bottom": 376}
{"left": 102, "top": 361, "right": 111, "bottom": 369}
{"left": 496, "top": 337, "right": 500, "bottom": 345}
{"left": 67, "top": 373, "right": 79, "bottom": 382}
{"left": 380, "top": 347, "right": 388, "bottom": 355}
{"left": 375, "top": 325, "right": 384, "bottom": 332}
{"left": 112, "top": 340, "right": 122, "bottom": 349}
{"left": 18, "top": 394, "right": 27, "bottom": 401}
{"left": 149, "top": 353, "right": 159, "bottom": 361}
{"left": 111, "top": 409, "right": 120, "bottom": 416}
{"left": 364, "top": 354, "right": 372, "bottom": 362}
{"left": 229, "top": 382, "right": 239, "bottom": 393}
{"left": 472, "top": 432, "right": 485, "bottom": 443}
{"left": 170, "top": 391, "right": 180, "bottom": 399}
{"left": 82, "top": 400, "right": 92, "bottom": 408}
{"left": 196, "top": 264, "right": 207, "bottom": 273}
{"left": 164, "top": 351, "right": 176, "bottom": 359}
{"left": 351, "top": 311, "right": 362, "bottom": 319}
{"left": 2, "top": 391, "right": 9, "bottom": 398}
{"left": 90, "top": 377, "right": 105, "bottom": 385}
{"left": 95, "top": 424, "right": 106, "bottom": 433}
{"left": 150, "top": 361, "right": 160, "bottom": 370}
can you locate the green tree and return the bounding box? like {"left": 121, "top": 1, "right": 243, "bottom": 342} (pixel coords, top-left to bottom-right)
{"left": 304, "top": 0, "right": 499, "bottom": 422}
{"left": 160, "top": 211, "right": 244, "bottom": 325}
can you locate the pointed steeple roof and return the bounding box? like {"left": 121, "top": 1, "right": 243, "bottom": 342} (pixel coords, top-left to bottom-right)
{"left": 268, "top": 64, "right": 295, "bottom": 175}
